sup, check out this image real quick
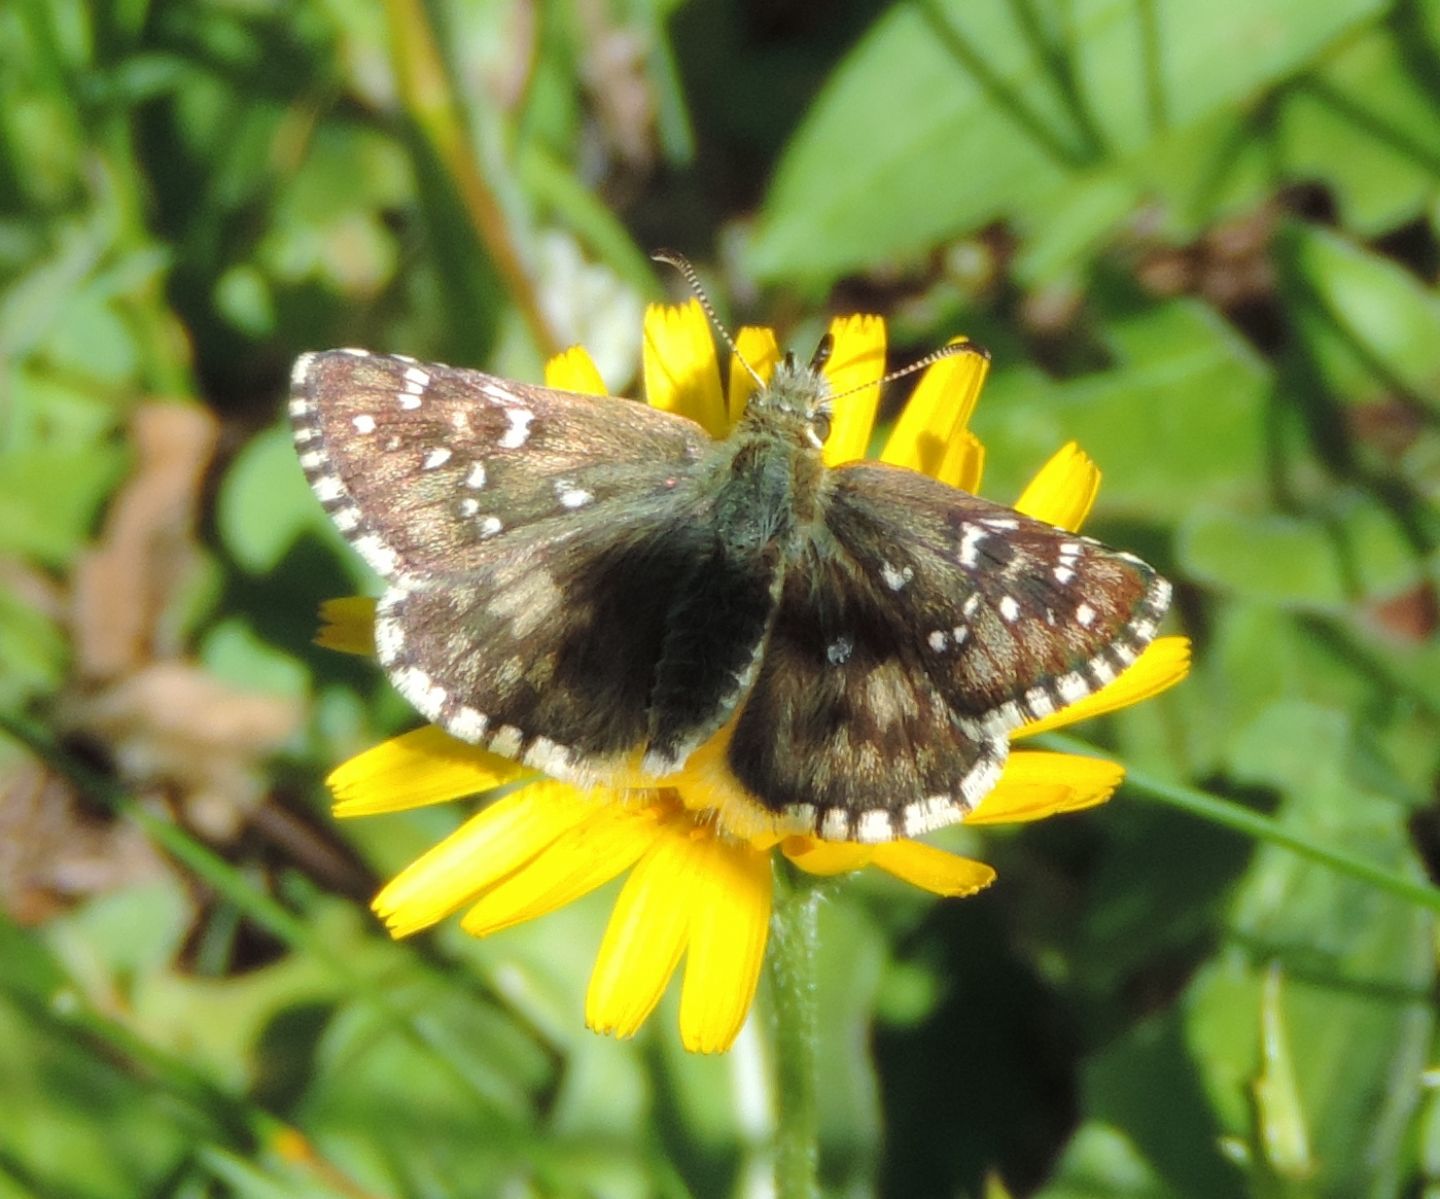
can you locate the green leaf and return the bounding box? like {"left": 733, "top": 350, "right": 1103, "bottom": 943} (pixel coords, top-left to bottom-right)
{"left": 0, "top": 584, "right": 66, "bottom": 709}
{"left": 1077, "top": 1006, "right": 1249, "bottom": 1198}
{"left": 1177, "top": 493, "right": 1424, "bottom": 611}
{"left": 1251, "top": 966, "right": 1313, "bottom": 1182}
{"left": 1187, "top": 700, "right": 1437, "bottom": 1197}
{"left": 1038, "top": 1122, "right": 1175, "bottom": 1198}
{"left": 199, "top": 616, "right": 310, "bottom": 700}
{"left": 1280, "top": 221, "right": 1440, "bottom": 412}
{"left": 1275, "top": 23, "right": 1440, "bottom": 237}
{"left": 751, "top": 0, "right": 1386, "bottom": 284}
{"left": 975, "top": 299, "right": 1269, "bottom": 521}
{"left": 0, "top": 443, "right": 126, "bottom": 567}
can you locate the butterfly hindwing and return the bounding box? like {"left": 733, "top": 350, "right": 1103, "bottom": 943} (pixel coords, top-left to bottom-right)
{"left": 725, "top": 461, "right": 1170, "bottom": 840}
{"left": 725, "top": 532, "right": 1010, "bottom": 842}
{"left": 375, "top": 494, "right": 722, "bottom": 778}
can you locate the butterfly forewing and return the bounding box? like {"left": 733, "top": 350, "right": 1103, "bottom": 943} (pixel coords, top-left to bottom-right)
{"left": 724, "top": 461, "right": 1170, "bottom": 841}
{"left": 291, "top": 349, "right": 729, "bottom": 778}
{"left": 828, "top": 464, "right": 1169, "bottom": 730}
{"left": 291, "top": 350, "right": 711, "bottom": 579}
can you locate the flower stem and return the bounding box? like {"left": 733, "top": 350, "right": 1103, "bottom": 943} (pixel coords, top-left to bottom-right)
{"left": 1039, "top": 732, "right": 1440, "bottom": 914}
{"left": 768, "top": 865, "right": 823, "bottom": 1199}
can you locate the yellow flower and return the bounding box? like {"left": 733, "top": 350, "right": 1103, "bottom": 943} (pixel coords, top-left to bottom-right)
{"left": 320, "top": 301, "right": 1190, "bottom": 1053}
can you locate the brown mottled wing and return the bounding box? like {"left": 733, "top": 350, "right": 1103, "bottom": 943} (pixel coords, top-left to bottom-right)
{"left": 290, "top": 349, "right": 710, "bottom": 580}
{"left": 725, "top": 461, "right": 1170, "bottom": 842}
{"left": 290, "top": 349, "right": 722, "bottom": 779}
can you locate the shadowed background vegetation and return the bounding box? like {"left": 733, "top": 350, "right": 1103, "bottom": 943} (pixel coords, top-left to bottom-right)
{"left": 3, "top": 0, "right": 1439, "bottom": 1195}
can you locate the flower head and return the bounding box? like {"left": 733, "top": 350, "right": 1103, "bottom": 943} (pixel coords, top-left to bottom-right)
{"left": 321, "top": 300, "right": 1189, "bottom": 1052}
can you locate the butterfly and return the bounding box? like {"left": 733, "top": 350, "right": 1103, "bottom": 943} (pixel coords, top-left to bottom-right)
{"left": 291, "top": 257, "right": 1170, "bottom": 843}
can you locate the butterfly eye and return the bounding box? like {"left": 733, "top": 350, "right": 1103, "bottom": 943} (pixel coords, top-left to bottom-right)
{"left": 808, "top": 409, "right": 832, "bottom": 447}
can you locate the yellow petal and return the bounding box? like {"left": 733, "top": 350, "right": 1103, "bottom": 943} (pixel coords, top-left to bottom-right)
{"left": 936, "top": 427, "right": 986, "bottom": 493}
{"left": 461, "top": 799, "right": 660, "bottom": 936}
{"left": 963, "top": 751, "right": 1124, "bottom": 825}
{"left": 782, "top": 838, "right": 875, "bottom": 876}
{"left": 880, "top": 338, "right": 988, "bottom": 478}
{"left": 544, "top": 346, "right": 608, "bottom": 396}
{"left": 822, "top": 314, "right": 887, "bottom": 466}
{"left": 329, "top": 726, "right": 530, "bottom": 816}
{"left": 679, "top": 836, "right": 771, "bottom": 1053}
{"left": 727, "top": 325, "right": 781, "bottom": 425}
{"left": 1013, "top": 442, "right": 1100, "bottom": 533}
{"left": 643, "top": 300, "right": 727, "bottom": 437}
{"left": 586, "top": 821, "right": 699, "bottom": 1040}
{"left": 870, "top": 841, "right": 996, "bottom": 897}
{"left": 316, "top": 597, "right": 378, "bottom": 656}
{"left": 1014, "top": 635, "right": 1192, "bottom": 738}
{"left": 372, "top": 780, "right": 593, "bottom": 935}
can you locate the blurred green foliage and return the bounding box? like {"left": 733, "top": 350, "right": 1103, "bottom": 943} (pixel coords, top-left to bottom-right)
{"left": 2, "top": 0, "right": 1438, "bottom": 1195}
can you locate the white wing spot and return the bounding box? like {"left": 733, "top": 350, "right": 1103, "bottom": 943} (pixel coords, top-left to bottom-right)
{"left": 928, "top": 630, "right": 949, "bottom": 652}
{"left": 983, "top": 517, "right": 1020, "bottom": 530}
{"left": 374, "top": 616, "right": 405, "bottom": 663}
{"left": 449, "top": 706, "right": 488, "bottom": 742}
{"left": 478, "top": 515, "right": 503, "bottom": 538}
{"left": 958, "top": 523, "right": 987, "bottom": 567}
{"left": 458, "top": 497, "right": 480, "bottom": 517}
{"left": 465, "top": 462, "right": 487, "bottom": 489}
{"left": 962, "top": 593, "right": 981, "bottom": 617}
{"left": 856, "top": 810, "right": 892, "bottom": 843}
{"left": 353, "top": 533, "right": 398, "bottom": 576}
{"left": 423, "top": 447, "right": 452, "bottom": 470}
{"left": 1053, "top": 565, "right": 1076, "bottom": 584}
{"left": 826, "top": 636, "right": 854, "bottom": 665}
{"left": 880, "top": 561, "right": 914, "bottom": 591}
{"left": 1024, "top": 686, "right": 1057, "bottom": 719}
{"left": 489, "top": 725, "right": 524, "bottom": 757}
{"left": 524, "top": 736, "right": 573, "bottom": 776}
{"left": 404, "top": 365, "right": 431, "bottom": 389}
{"left": 483, "top": 381, "right": 524, "bottom": 405}
{"left": 951, "top": 625, "right": 969, "bottom": 645}
{"left": 352, "top": 414, "right": 376, "bottom": 434}
{"left": 1076, "top": 603, "right": 1097, "bottom": 627}
{"left": 312, "top": 475, "right": 343, "bottom": 503}
{"left": 499, "top": 408, "right": 534, "bottom": 448}
{"left": 559, "top": 487, "right": 592, "bottom": 509}
{"left": 999, "top": 595, "right": 1021, "bottom": 622}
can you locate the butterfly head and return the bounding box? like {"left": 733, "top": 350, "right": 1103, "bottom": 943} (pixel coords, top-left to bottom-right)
{"left": 743, "top": 336, "right": 835, "bottom": 450}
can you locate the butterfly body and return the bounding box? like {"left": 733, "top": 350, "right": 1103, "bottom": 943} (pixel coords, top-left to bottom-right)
{"left": 292, "top": 345, "right": 1170, "bottom": 843}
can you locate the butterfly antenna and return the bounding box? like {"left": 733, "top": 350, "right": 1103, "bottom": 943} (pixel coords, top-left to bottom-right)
{"left": 826, "top": 340, "right": 990, "bottom": 403}
{"left": 652, "top": 249, "right": 766, "bottom": 389}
